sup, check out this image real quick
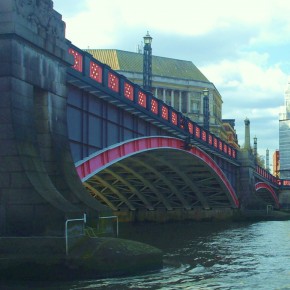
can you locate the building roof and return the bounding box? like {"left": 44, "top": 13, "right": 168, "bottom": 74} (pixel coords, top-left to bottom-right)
{"left": 85, "top": 49, "right": 209, "bottom": 83}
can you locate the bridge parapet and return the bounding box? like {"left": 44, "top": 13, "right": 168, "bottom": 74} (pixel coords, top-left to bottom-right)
{"left": 279, "top": 179, "right": 290, "bottom": 189}
{"left": 255, "top": 165, "right": 280, "bottom": 188}
{"left": 255, "top": 165, "right": 290, "bottom": 190}
{"left": 67, "top": 44, "right": 238, "bottom": 164}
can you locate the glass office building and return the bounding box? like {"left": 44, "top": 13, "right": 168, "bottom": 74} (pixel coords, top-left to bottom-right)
{"left": 279, "top": 81, "right": 290, "bottom": 178}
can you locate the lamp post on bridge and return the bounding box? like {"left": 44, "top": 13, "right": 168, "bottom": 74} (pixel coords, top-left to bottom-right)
{"left": 203, "top": 88, "right": 210, "bottom": 130}
{"left": 143, "top": 31, "right": 153, "bottom": 92}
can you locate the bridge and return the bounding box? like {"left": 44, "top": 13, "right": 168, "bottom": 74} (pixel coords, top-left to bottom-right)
{"left": 67, "top": 44, "right": 288, "bottom": 215}
{"left": 1, "top": 0, "right": 290, "bottom": 238}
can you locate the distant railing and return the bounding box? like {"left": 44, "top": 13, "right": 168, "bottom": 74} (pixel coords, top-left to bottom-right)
{"left": 255, "top": 165, "right": 290, "bottom": 189}
{"left": 278, "top": 179, "right": 290, "bottom": 189}
{"left": 255, "top": 165, "right": 279, "bottom": 186}
{"left": 67, "top": 43, "right": 238, "bottom": 161}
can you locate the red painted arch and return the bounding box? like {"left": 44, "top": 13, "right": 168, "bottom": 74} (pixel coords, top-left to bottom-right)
{"left": 76, "top": 137, "right": 240, "bottom": 208}
{"left": 255, "top": 182, "right": 280, "bottom": 208}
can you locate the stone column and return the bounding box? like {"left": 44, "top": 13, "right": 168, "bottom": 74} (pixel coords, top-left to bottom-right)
{"left": 155, "top": 87, "right": 158, "bottom": 98}
{"left": 179, "top": 91, "right": 182, "bottom": 112}
{"left": 171, "top": 90, "right": 174, "bottom": 107}
{"left": 187, "top": 92, "right": 191, "bottom": 113}
{"left": 163, "top": 88, "right": 166, "bottom": 102}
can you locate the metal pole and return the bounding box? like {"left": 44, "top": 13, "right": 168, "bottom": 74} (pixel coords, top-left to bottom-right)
{"left": 65, "top": 213, "right": 86, "bottom": 255}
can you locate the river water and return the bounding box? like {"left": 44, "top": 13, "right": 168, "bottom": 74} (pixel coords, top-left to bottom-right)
{"left": 2, "top": 220, "right": 290, "bottom": 289}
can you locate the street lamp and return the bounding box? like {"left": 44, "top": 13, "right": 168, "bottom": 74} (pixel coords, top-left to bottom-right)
{"left": 203, "top": 88, "right": 210, "bottom": 130}
{"left": 143, "top": 31, "right": 153, "bottom": 92}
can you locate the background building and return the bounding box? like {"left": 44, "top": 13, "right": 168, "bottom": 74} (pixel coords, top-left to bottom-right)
{"left": 86, "top": 48, "right": 238, "bottom": 146}
{"left": 279, "top": 81, "right": 290, "bottom": 178}
{"left": 222, "top": 119, "right": 239, "bottom": 149}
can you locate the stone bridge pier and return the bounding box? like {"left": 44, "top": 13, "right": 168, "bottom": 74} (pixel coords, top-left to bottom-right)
{"left": 237, "top": 150, "right": 257, "bottom": 208}
{"left": 0, "top": 0, "right": 107, "bottom": 237}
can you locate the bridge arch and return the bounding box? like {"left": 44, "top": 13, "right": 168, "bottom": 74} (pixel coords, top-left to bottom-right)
{"left": 76, "top": 137, "right": 240, "bottom": 211}
{"left": 255, "top": 182, "right": 280, "bottom": 209}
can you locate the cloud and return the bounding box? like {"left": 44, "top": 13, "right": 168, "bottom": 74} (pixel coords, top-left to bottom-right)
{"left": 53, "top": 0, "right": 290, "bottom": 166}
{"left": 55, "top": 0, "right": 290, "bottom": 49}
{"left": 200, "top": 52, "right": 287, "bottom": 157}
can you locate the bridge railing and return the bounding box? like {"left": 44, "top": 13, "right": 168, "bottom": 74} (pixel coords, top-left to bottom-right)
{"left": 255, "top": 165, "right": 290, "bottom": 189}
{"left": 67, "top": 43, "right": 238, "bottom": 161}
{"left": 278, "top": 179, "right": 290, "bottom": 189}
{"left": 256, "top": 165, "right": 279, "bottom": 186}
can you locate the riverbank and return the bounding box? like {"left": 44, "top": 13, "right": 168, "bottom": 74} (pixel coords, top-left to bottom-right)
{"left": 0, "top": 236, "right": 163, "bottom": 281}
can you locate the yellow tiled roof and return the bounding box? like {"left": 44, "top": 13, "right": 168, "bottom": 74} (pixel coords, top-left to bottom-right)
{"left": 85, "top": 49, "right": 209, "bottom": 82}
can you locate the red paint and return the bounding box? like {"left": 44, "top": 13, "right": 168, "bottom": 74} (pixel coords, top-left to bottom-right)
{"left": 108, "top": 72, "right": 119, "bottom": 92}
{"left": 90, "top": 61, "right": 102, "bottom": 83}
{"left": 76, "top": 137, "right": 240, "bottom": 208}
{"left": 124, "top": 82, "right": 134, "bottom": 100}
{"left": 171, "top": 112, "right": 177, "bottom": 125}
{"left": 151, "top": 99, "right": 158, "bottom": 114}
{"left": 69, "top": 48, "right": 83, "bottom": 72}
{"left": 138, "top": 91, "right": 147, "bottom": 108}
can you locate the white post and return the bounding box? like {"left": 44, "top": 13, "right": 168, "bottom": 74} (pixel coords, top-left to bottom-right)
{"left": 163, "top": 88, "right": 166, "bottom": 102}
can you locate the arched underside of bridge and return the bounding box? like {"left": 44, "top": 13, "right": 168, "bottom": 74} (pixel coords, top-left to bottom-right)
{"left": 255, "top": 182, "right": 280, "bottom": 209}
{"left": 76, "top": 137, "right": 239, "bottom": 212}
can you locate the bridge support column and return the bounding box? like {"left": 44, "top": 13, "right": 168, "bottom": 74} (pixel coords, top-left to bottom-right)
{"left": 279, "top": 190, "right": 290, "bottom": 209}
{"left": 237, "top": 150, "right": 261, "bottom": 209}
{"left": 0, "top": 0, "right": 108, "bottom": 236}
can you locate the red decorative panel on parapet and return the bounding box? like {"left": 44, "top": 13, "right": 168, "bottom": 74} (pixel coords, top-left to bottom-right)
{"left": 90, "top": 61, "right": 102, "bottom": 83}
{"left": 69, "top": 48, "right": 83, "bottom": 72}
{"left": 171, "top": 112, "right": 177, "bottom": 125}
{"left": 108, "top": 72, "right": 119, "bottom": 92}
{"left": 188, "top": 122, "right": 194, "bottom": 134}
{"left": 161, "top": 105, "right": 168, "bottom": 120}
{"left": 151, "top": 99, "right": 158, "bottom": 114}
{"left": 138, "top": 91, "right": 147, "bottom": 108}
{"left": 124, "top": 82, "right": 134, "bottom": 101}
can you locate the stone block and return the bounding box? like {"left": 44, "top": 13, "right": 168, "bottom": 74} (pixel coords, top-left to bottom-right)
{"left": 7, "top": 188, "right": 44, "bottom": 205}
{"left": 11, "top": 76, "right": 34, "bottom": 92}
{"left": 0, "top": 92, "right": 12, "bottom": 109}
{"left": 35, "top": 118, "right": 50, "bottom": 132}
{"left": 0, "top": 76, "right": 11, "bottom": 90}
{"left": 0, "top": 110, "right": 13, "bottom": 126}
{"left": 0, "top": 62, "right": 12, "bottom": 77}
{"left": 0, "top": 39, "right": 12, "bottom": 61}
{"left": 0, "top": 1, "right": 12, "bottom": 11}
{"left": 0, "top": 140, "right": 18, "bottom": 155}
{"left": 1, "top": 155, "right": 22, "bottom": 172}
{"left": 6, "top": 204, "right": 35, "bottom": 236}
{"left": 0, "top": 172, "right": 11, "bottom": 187}
{"left": 0, "top": 122, "right": 15, "bottom": 142}
{"left": 36, "top": 133, "right": 52, "bottom": 148}
{"left": 10, "top": 172, "right": 32, "bottom": 188}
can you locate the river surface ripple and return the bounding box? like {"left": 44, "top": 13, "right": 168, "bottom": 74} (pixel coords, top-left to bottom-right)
{"left": 3, "top": 220, "right": 290, "bottom": 289}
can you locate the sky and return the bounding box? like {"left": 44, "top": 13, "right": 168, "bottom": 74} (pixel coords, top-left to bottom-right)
{"left": 53, "top": 0, "right": 290, "bottom": 167}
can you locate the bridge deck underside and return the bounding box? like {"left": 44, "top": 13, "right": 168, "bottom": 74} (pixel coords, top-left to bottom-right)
{"left": 83, "top": 149, "right": 235, "bottom": 211}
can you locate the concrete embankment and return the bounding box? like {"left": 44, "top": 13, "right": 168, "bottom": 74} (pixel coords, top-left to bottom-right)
{"left": 0, "top": 236, "right": 163, "bottom": 280}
